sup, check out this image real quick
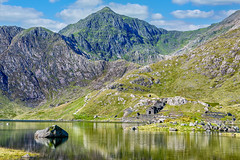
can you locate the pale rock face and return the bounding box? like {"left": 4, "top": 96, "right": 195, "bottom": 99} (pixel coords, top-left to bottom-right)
{"left": 0, "top": 27, "right": 136, "bottom": 107}
{"left": 167, "top": 97, "right": 188, "bottom": 106}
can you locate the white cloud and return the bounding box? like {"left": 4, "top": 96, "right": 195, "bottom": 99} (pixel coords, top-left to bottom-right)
{"left": 0, "top": 4, "right": 66, "bottom": 32}
{"left": 151, "top": 13, "right": 163, "bottom": 20}
{"left": 150, "top": 20, "right": 209, "bottom": 31}
{"left": 219, "top": 10, "right": 237, "bottom": 17}
{"left": 0, "top": 4, "right": 43, "bottom": 22}
{"left": 49, "top": 0, "right": 59, "bottom": 3}
{"left": 172, "top": 10, "right": 214, "bottom": 18}
{"left": 57, "top": 1, "right": 149, "bottom": 24}
{"left": 172, "top": 0, "right": 240, "bottom": 5}
{"left": 109, "top": 3, "right": 149, "bottom": 20}
{"left": 0, "top": 0, "right": 8, "bottom": 3}
{"left": 57, "top": 0, "right": 103, "bottom": 23}
{"left": 74, "top": 0, "right": 103, "bottom": 7}
{"left": 172, "top": 0, "right": 189, "bottom": 5}
{"left": 24, "top": 19, "right": 67, "bottom": 32}
{"left": 57, "top": 7, "right": 102, "bottom": 24}
{"left": 213, "top": 10, "right": 237, "bottom": 19}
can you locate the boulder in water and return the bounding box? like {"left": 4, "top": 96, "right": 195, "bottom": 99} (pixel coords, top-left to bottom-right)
{"left": 34, "top": 125, "right": 68, "bottom": 138}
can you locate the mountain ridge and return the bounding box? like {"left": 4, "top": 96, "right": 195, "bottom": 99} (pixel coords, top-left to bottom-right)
{"left": 0, "top": 8, "right": 240, "bottom": 120}
{"left": 59, "top": 7, "right": 180, "bottom": 63}
{"left": 0, "top": 26, "right": 137, "bottom": 109}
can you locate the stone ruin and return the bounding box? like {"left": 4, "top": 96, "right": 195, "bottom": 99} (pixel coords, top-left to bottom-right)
{"left": 146, "top": 99, "right": 166, "bottom": 115}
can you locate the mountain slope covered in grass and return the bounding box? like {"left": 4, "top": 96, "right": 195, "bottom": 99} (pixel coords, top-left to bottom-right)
{"left": 18, "top": 26, "right": 240, "bottom": 121}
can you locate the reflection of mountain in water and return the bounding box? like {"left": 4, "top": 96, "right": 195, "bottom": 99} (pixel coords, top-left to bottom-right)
{"left": 35, "top": 137, "right": 68, "bottom": 149}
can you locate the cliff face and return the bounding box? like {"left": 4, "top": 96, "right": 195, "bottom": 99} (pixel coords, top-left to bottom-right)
{"left": 0, "top": 27, "right": 136, "bottom": 107}
{"left": 0, "top": 26, "right": 24, "bottom": 54}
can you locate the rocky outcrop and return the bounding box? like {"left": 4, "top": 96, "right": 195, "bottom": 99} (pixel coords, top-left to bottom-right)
{"left": 34, "top": 125, "right": 68, "bottom": 138}
{"left": 166, "top": 97, "right": 188, "bottom": 106}
{"left": 146, "top": 100, "right": 166, "bottom": 115}
{"left": 0, "top": 27, "right": 104, "bottom": 106}
{"left": 0, "top": 26, "right": 24, "bottom": 54}
{"left": 91, "top": 60, "right": 138, "bottom": 90}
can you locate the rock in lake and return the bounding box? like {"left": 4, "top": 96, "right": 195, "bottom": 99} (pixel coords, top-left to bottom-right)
{"left": 169, "top": 128, "right": 178, "bottom": 131}
{"left": 34, "top": 125, "right": 68, "bottom": 138}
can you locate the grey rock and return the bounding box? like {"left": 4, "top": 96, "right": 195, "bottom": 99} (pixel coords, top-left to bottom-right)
{"left": 22, "top": 154, "right": 31, "bottom": 158}
{"left": 219, "top": 128, "right": 224, "bottom": 132}
{"left": 189, "top": 122, "right": 195, "bottom": 126}
{"left": 146, "top": 99, "right": 165, "bottom": 115}
{"left": 34, "top": 125, "right": 68, "bottom": 138}
{"left": 197, "top": 101, "right": 210, "bottom": 107}
{"left": 167, "top": 96, "right": 188, "bottom": 106}
{"left": 138, "top": 66, "right": 153, "bottom": 73}
{"left": 228, "top": 128, "right": 236, "bottom": 132}
{"left": 233, "top": 126, "right": 239, "bottom": 131}
{"left": 213, "top": 126, "right": 219, "bottom": 130}
{"left": 123, "top": 107, "right": 133, "bottom": 117}
{"left": 172, "top": 122, "right": 178, "bottom": 125}
{"left": 169, "top": 128, "right": 178, "bottom": 131}
{"left": 130, "top": 76, "right": 153, "bottom": 87}
{"left": 204, "top": 107, "right": 209, "bottom": 112}
{"left": 155, "top": 79, "right": 161, "bottom": 84}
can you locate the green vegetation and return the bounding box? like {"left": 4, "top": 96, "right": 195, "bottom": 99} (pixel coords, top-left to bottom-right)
{"left": 0, "top": 93, "right": 27, "bottom": 119}
{"left": 5, "top": 28, "right": 239, "bottom": 123}
{"left": 1, "top": 10, "right": 240, "bottom": 123}
{"left": 72, "top": 28, "right": 240, "bottom": 122}
{"left": 138, "top": 122, "right": 205, "bottom": 132}
{"left": 15, "top": 87, "right": 89, "bottom": 120}
{"left": 59, "top": 7, "right": 209, "bottom": 64}
{"left": 0, "top": 147, "right": 39, "bottom": 160}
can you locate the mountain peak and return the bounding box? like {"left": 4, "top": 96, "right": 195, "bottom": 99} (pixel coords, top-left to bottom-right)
{"left": 98, "top": 7, "right": 114, "bottom": 13}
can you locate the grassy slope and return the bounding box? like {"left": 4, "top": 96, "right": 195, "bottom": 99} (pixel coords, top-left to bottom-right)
{"left": 0, "top": 92, "right": 28, "bottom": 119}
{"left": 71, "top": 28, "right": 240, "bottom": 121}
{"left": 15, "top": 86, "right": 88, "bottom": 120}
{"left": 6, "top": 29, "right": 240, "bottom": 121}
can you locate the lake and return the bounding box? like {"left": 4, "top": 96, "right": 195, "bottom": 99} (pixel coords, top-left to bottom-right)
{"left": 0, "top": 121, "right": 240, "bottom": 160}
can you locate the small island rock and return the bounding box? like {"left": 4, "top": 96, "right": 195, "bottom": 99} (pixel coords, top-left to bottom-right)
{"left": 34, "top": 125, "right": 68, "bottom": 138}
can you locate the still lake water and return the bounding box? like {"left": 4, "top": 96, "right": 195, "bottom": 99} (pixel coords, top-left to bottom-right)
{"left": 0, "top": 121, "right": 240, "bottom": 160}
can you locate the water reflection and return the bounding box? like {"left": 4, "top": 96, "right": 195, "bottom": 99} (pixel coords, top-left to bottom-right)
{"left": 35, "top": 137, "right": 68, "bottom": 149}
{"left": 0, "top": 122, "right": 240, "bottom": 160}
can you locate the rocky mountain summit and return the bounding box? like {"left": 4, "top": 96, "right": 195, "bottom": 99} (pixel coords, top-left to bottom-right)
{"left": 59, "top": 7, "right": 187, "bottom": 63}
{"left": 60, "top": 8, "right": 240, "bottom": 64}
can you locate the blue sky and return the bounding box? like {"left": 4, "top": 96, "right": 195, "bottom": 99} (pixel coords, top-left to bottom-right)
{"left": 0, "top": 0, "right": 240, "bottom": 32}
